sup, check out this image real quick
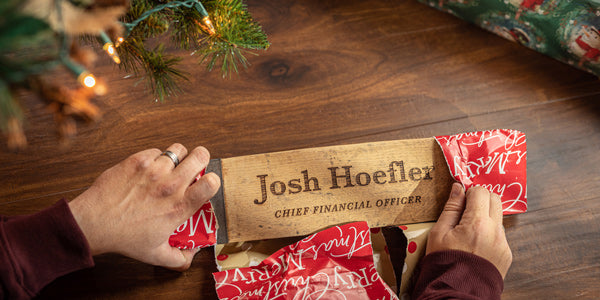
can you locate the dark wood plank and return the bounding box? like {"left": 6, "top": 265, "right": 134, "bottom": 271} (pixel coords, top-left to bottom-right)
{"left": 0, "top": 0, "right": 598, "bottom": 299}
{"left": 34, "top": 95, "right": 600, "bottom": 300}
{"left": 337, "top": 97, "right": 600, "bottom": 299}
{"left": 2, "top": 0, "right": 599, "bottom": 205}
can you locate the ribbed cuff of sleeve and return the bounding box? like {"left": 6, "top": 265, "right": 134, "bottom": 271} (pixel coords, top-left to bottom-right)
{"left": 1, "top": 199, "right": 94, "bottom": 298}
{"left": 411, "top": 250, "right": 504, "bottom": 300}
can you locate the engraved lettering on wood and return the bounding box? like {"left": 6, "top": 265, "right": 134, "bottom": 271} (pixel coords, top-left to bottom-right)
{"left": 221, "top": 138, "right": 453, "bottom": 242}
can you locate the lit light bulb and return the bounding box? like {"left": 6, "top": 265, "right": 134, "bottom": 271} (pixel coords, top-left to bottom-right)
{"left": 192, "top": 2, "right": 215, "bottom": 35}
{"left": 198, "top": 16, "right": 216, "bottom": 35}
{"left": 63, "top": 58, "right": 105, "bottom": 94}
{"left": 83, "top": 75, "right": 96, "bottom": 88}
{"left": 78, "top": 72, "right": 97, "bottom": 88}
{"left": 115, "top": 37, "right": 125, "bottom": 47}
{"left": 100, "top": 31, "right": 121, "bottom": 64}
{"left": 103, "top": 42, "right": 121, "bottom": 64}
{"left": 106, "top": 44, "right": 115, "bottom": 55}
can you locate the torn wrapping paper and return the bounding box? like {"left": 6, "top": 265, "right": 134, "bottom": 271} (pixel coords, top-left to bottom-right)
{"left": 169, "top": 169, "right": 218, "bottom": 249}
{"left": 435, "top": 129, "right": 527, "bottom": 214}
{"left": 212, "top": 221, "right": 399, "bottom": 300}
{"left": 168, "top": 201, "right": 217, "bottom": 249}
{"left": 380, "top": 223, "right": 435, "bottom": 298}
{"left": 397, "top": 223, "right": 435, "bottom": 298}
{"left": 169, "top": 129, "right": 527, "bottom": 249}
{"left": 369, "top": 227, "right": 399, "bottom": 293}
{"left": 214, "top": 237, "right": 305, "bottom": 272}
{"left": 213, "top": 223, "right": 438, "bottom": 299}
{"left": 214, "top": 228, "right": 398, "bottom": 293}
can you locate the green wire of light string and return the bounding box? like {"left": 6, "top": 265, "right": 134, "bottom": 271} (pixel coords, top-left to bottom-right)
{"left": 56, "top": 0, "right": 87, "bottom": 77}
{"left": 121, "top": 0, "right": 210, "bottom": 38}
{"left": 51, "top": 0, "right": 211, "bottom": 77}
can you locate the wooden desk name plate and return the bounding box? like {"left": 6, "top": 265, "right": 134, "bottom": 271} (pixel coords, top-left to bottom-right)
{"left": 208, "top": 138, "right": 454, "bottom": 244}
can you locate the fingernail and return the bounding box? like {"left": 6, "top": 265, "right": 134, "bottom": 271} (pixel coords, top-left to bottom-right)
{"left": 451, "top": 182, "right": 462, "bottom": 197}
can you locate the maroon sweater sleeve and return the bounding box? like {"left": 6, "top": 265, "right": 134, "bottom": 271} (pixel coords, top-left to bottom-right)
{"left": 411, "top": 250, "right": 504, "bottom": 300}
{"left": 0, "top": 199, "right": 94, "bottom": 299}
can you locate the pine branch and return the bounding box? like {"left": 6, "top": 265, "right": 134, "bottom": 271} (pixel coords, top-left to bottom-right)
{"left": 117, "top": 37, "right": 189, "bottom": 102}
{"left": 198, "top": 0, "right": 270, "bottom": 77}
{"left": 171, "top": 5, "right": 203, "bottom": 49}
{"left": 124, "top": 0, "right": 171, "bottom": 39}
{"left": 0, "top": 0, "right": 269, "bottom": 148}
{"left": 140, "top": 43, "right": 189, "bottom": 102}
{"left": 117, "top": 0, "right": 270, "bottom": 93}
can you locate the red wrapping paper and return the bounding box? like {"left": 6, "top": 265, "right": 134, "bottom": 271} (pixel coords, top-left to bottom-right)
{"left": 169, "top": 169, "right": 217, "bottom": 249}
{"left": 170, "top": 129, "right": 528, "bottom": 249}
{"left": 169, "top": 201, "right": 217, "bottom": 249}
{"left": 434, "top": 129, "right": 527, "bottom": 215}
{"left": 212, "top": 221, "right": 399, "bottom": 300}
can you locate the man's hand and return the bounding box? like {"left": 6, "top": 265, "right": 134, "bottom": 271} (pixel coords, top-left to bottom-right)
{"left": 68, "top": 143, "right": 221, "bottom": 271}
{"left": 426, "top": 183, "right": 513, "bottom": 278}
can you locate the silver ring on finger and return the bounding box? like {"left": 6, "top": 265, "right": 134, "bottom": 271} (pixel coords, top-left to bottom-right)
{"left": 161, "top": 150, "right": 180, "bottom": 167}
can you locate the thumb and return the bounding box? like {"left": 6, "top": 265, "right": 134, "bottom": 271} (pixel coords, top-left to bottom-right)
{"left": 153, "top": 243, "right": 200, "bottom": 271}
{"left": 435, "top": 183, "right": 466, "bottom": 231}
{"left": 172, "top": 248, "right": 201, "bottom": 271}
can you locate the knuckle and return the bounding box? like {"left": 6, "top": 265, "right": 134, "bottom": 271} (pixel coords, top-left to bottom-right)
{"left": 136, "top": 158, "right": 153, "bottom": 172}
{"left": 188, "top": 146, "right": 210, "bottom": 165}
{"left": 147, "top": 168, "right": 163, "bottom": 182}
{"left": 127, "top": 152, "right": 153, "bottom": 172}
{"left": 443, "top": 200, "right": 463, "bottom": 212}
{"left": 156, "top": 180, "right": 179, "bottom": 197}
{"left": 170, "top": 143, "right": 188, "bottom": 155}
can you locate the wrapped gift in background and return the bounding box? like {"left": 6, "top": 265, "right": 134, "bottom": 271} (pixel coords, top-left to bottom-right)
{"left": 419, "top": 0, "right": 600, "bottom": 77}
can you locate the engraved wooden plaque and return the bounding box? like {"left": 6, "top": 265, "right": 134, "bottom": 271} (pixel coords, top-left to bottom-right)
{"left": 209, "top": 138, "right": 453, "bottom": 243}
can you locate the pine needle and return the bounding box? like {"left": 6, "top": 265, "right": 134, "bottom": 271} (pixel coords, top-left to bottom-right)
{"left": 140, "top": 43, "right": 189, "bottom": 102}
{"left": 116, "top": 0, "right": 269, "bottom": 98}
{"left": 197, "top": 0, "right": 269, "bottom": 77}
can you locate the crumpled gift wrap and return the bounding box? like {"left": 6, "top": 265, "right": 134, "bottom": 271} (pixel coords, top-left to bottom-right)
{"left": 169, "top": 129, "right": 526, "bottom": 249}
{"left": 214, "top": 227, "right": 398, "bottom": 293}
{"left": 214, "top": 237, "right": 305, "bottom": 272}
{"left": 397, "top": 223, "right": 435, "bottom": 298}
{"left": 214, "top": 223, "right": 436, "bottom": 299}
{"left": 435, "top": 129, "right": 527, "bottom": 215}
{"left": 168, "top": 169, "right": 218, "bottom": 249}
{"left": 212, "top": 221, "right": 399, "bottom": 300}
{"left": 168, "top": 201, "right": 217, "bottom": 249}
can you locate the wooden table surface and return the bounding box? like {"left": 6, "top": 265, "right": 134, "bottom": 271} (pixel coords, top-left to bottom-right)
{"left": 1, "top": 0, "right": 599, "bottom": 299}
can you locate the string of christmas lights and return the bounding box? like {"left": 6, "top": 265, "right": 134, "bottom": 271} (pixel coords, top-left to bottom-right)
{"left": 0, "top": 0, "right": 269, "bottom": 149}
